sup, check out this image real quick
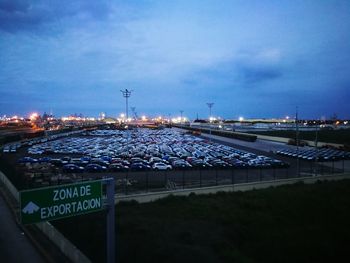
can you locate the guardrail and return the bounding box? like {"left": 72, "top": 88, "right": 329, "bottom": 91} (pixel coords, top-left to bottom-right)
{"left": 0, "top": 170, "right": 91, "bottom": 263}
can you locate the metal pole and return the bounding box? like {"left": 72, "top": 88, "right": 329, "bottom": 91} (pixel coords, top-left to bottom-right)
{"left": 182, "top": 170, "right": 185, "bottom": 189}
{"left": 106, "top": 178, "right": 115, "bottom": 263}
{"left": 207, "top": 103, "right": 214, "bottom": 142}
{"left": 296, "top": 106, "right": 300, "bottom": 177}
{"left": 315, "top": 123, "right": 319, "bottom": 176}
{"left": 146, "top": 171, "right": 149, "bottom": 192}
{"left": 231, "top": 168, "right": 234, "bottom": 185}
{"left": 120, "top": 89, "right": 132, "bottom": 155}
{"left": 180, "top": 110, "right": 183, "bottom": 125}
{"left": 259, "top": 168, "right": 262, "bottom": 181}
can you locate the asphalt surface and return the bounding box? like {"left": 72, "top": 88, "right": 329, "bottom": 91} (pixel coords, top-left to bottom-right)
{"left": 0, "top": 191, "right": 45, "bottom": 263}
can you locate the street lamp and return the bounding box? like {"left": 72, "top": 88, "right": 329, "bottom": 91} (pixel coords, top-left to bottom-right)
{"left": 120, "top": 89, "right": 132, "bottom": 123}
{"left": 207, "top": 103, "right": 214, "bottom": 141}
{"left": 180, "top": 110, "right": 183, "bottom": 125}
{"left": 120, "top": 89, "right": 132, "bottom": 156}
{"left": 295, "top": 106, "right": 300, "bottom": 177}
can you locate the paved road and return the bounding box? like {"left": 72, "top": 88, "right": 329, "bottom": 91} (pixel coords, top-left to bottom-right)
{"left": 0, "top": 191, "right": 45, "bottom": 263}
{"left": 199, "top": 132, "right": 297, "bottom": 153}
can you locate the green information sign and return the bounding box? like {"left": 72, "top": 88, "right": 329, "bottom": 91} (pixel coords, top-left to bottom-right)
{"left": 20, "top": 180, "right": 103, "bottom": 224}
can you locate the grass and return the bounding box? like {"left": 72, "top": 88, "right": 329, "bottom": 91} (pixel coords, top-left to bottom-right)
{"left": 249, "top": 129, "right": 350, "bottom": 145}
{"left": 53, "top": 179, "right": 350, "bottom": 263}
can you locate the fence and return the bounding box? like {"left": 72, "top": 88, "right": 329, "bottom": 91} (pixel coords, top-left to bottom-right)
{"left": 111, "top": 159, "right": 350, "bottom": 196}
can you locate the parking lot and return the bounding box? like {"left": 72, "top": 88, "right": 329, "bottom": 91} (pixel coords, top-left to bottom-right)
{"left": 1, "top": 128, "right": 348, "bottom": 194}
{"left": 276, "top": 147, "right": 350, "bottom": 161}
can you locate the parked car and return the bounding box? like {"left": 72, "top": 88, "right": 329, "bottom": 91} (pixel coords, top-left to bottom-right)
{"left": 109, "top": 164, "right": 129, "bottom": 172}
{"left": 152, "top": 162, "right": 172, "bottom": 170}
{"left": 130, "top": 163, "right": 151, "bottom": 171}
{"left": 63, "top": 164, "right": 84, "bottom": 173}
{"left": 85, "top": 164, "right": 107, "bottom": 172}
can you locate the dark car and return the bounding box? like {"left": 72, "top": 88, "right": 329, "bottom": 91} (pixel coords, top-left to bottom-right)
{"left": 50, "top": 159, "right": 65, "bottom": 167}
{"left": 130, "top": 163, "right": 151, "bottom": 171}
{"left": 38, "top": 157, "right": 52, "bottom": 163}
{"left": 85, "top": 164, "right": 107, "bottom": 172}
{"left": 109, "top": 164, "right": 129, "bottom": 172}
{"left": 63, "top": 164, "right": 84, "bottom": 173}
{"left": 18, "top": 157, "right": 38, "bottom": 164}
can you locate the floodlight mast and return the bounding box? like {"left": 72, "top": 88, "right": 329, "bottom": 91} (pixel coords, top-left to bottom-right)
{"left": 121, "top": 89, "right": 132, "bottom": 156}
{"left": 295, "top": 106, "right": 300, "bottom": 177}
{"left": 120, "top": 89, "right": 132, "bottom": 122}
{"left": 207, "top": 103, "right": 214, "bottom": 141}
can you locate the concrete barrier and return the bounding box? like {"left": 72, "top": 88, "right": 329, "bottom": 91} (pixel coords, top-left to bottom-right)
{"left": 0, "top": 170, "right": 91, "bottom": 263}
{"left": 36, "top": 222, "right": 90, "bottom": 263}
{"left": 0, "top": 171, "right": 19, "bottom": 202}
{"left": 115, "top": 173, "right": 350, "bottom": 204}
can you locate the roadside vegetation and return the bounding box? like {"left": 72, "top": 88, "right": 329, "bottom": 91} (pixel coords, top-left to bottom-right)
{"left": 53, "top": 179, "right": 350, "bottom": 263}
{"left": 249, "top": 129, "right": 350, "bottom": 145}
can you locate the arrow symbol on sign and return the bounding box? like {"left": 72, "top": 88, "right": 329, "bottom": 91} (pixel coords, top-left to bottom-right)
{"left": 22, "top": 202, "right": 40, "bottom": 214}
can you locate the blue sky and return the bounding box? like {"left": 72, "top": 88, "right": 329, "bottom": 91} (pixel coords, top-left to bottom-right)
{"left": 0, "top": 0, "right": 349, "bottom": 119}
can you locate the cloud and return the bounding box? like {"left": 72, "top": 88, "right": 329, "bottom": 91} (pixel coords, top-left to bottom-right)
{"left": 0, "top": 0, "right": 112, "bottom": 33}
{"left": 180, "top": 48, "right": 284, "bottom": 89}
{"left": 238, "top": 64, "right": 283, "bottom": 85}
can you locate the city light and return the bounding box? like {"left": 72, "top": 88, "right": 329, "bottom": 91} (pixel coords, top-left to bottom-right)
{"left": 239, "top": 117, "right": 244, "bottom": 122}
{"left": 29, "top": 113, "right": 39, "bottom": 121}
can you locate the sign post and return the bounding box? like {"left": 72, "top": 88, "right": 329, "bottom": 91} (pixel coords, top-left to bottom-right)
{"left": 105, "top": 178, "right": 115, "bottom": 263}
{"left": 20, "top": 180, "right": 103, "bottom": 224}
{"left": 20, "top": 178, "right": 116, "bottom": 263}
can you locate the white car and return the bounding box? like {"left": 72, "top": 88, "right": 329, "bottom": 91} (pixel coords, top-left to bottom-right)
{"left": 152, "top": 162, "right": 172, "bottom": 171}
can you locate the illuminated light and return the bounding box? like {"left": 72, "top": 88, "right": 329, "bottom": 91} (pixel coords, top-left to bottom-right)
{"left": 335, "top": 121, "right": 340, "bottom": 125}
{"left": 120, "top": 113, "right": 125, "bottom": 118}
{"left": 283, "top": 119, "right": 286, "bottom": 123}
{"left": 29, "top": 113, "right": 39, "bottom": 121}
{"left": 218, "top": 125, "right": 222, "bottom": 128}
{"left": 286, "top": 116, "right": 290, "bottom": 120}
{"left": 141, "top": 115, "right": 147, "bottom": 121}
{"left": 344, "top": 121, "right": 348, "bottom": 125}
{"left": 239, "top": 117, "right": 244, "bottom": 122}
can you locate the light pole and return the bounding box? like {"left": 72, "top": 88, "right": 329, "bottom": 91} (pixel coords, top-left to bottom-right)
{"left": 180, "top": 110, "right": 183, "bottom": 125}
{"left": 315, "top": 120, "right": 319, "bottom": 176}
{"left": 120, "top": 89, "right": 132, "bottom": 123}
{"left": 207, "top": 103, "right": 214, "bottom": 141}
{"left": 121, "top": 89, "right": 132, "bottom": 155}
{"left": 295, "top": 106, "right": 300, "bottom": 177}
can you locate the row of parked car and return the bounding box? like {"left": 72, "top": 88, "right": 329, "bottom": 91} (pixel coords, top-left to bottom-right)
{"left": 19, "top": 129, "right": 288, "bottom": 172}
{"left": 276, "top": 147, "right": 350, "bottom": 161}
{"left": 2, "top": 130, "right": 84, "bottom": 154}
